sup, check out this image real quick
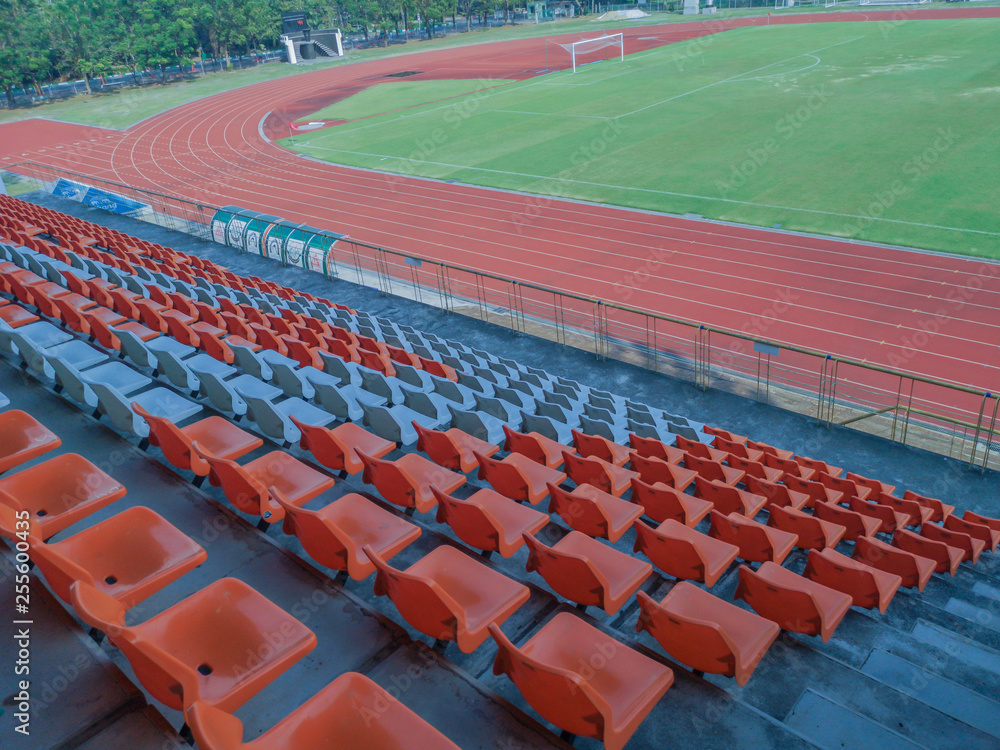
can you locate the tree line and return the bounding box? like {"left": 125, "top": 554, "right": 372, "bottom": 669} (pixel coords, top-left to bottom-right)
{"left": 0, "top": 0, "right": 522, "bottom": 106}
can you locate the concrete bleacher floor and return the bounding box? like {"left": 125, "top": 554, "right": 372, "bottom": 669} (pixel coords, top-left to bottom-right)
{"left": 2, "top": 191, "right": 999, "bottom": 750}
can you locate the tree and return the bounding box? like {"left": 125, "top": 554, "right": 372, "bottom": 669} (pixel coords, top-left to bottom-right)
{"left": 45, "top": 0, "right": 114, "bottom": 95}
{"left": 412, "top": 0, "right": 448, "bottom": 38}
{"left": 0, "top": 0, "right": 52, "bottom": 107}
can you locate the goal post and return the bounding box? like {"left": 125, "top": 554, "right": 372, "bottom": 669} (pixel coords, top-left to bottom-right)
{"left": 560, "top": 33, "right": 624, "bottom": 74}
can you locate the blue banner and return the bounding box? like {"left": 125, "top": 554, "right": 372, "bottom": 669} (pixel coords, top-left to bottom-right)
{"left": 52, "top": 178, "right": 89, "bottom": 201}
{"left": 81, "top": 187, "right": 150, "bottom": 217}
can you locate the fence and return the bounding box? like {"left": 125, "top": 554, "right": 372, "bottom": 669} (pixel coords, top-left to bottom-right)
{"left": 4, "top": 162, "right": 997, "bottom": 471}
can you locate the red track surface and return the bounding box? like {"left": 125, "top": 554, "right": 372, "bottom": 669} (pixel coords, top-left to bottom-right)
{"left": 3, "top": 8, "right": 999, "bottom": 403}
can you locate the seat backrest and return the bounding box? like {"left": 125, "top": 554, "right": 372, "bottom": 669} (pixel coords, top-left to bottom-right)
{"left": 503, "top": 426, "right": 548, "bottom": 465}
{"left": 45, "top": 355, "right": 90, "bottom": 404}
{"left": 230, "top": 343, "right": 268, "bottom": 380}
{"left": 783, "top": 475, "right": 826, "bottom": 505}
{"left": 635, "top": 589, "right": 735, "bottom": 679}
{"left": 133, "top": 403, "right": 203, "bottom": 474}
{"left": 713, "top": 435, "right": 747, "bottom": 457}
{"left": 271, "top": 487, "right": 348, "bottom": 569}
{"left": 520, "top": 412, "right": 561, "bottom": 442}
{"left": 359, "top": 453, "right": 417, "bottom": 508}
{"left": 432, "top": 487, "right": 501, "bottom": 553}
{"left": 744, "top": 475, "right": 789, "bottom": 506}
{"left": 522, "top": 533, "right": 606, "bottom": 609}
{"left": 270, "top": 362, "right": 309, "bottom": 399}
{"left": 675, "top": 435, "right": 709, "bottom": 458}
{"left": 90, "top": 382, "right": 145, "bottom": 436}
{"left": 571, "top": 429, "right": 615, "bottom": 464}
{"left": 195, "top": 447, "right": 266, "bottom": 515}
{"left": 365, "top": 545, "right": 461, "bottom": 643}
{"left": 488, "top": 622, "right": 607, "bottom": 741}
{"left": 413, "top": 423, "right": 459, "bottom": 468}
{"left": 683, "top": 452, "right": 723, "bottom": 481}
{"left": 197, "top": 371, "right": 245, "bottom": 414}
{"left": 475, "top": 453, "right": 528, "bottom": 500}
{"left": 629, "top": 477, "right": 687, "bottom": 523}
{"left": 577, "top": 414, "right": 617, "bottom": 443}
{"left": 562, "top": 451, "right": 610, "bottom": 491}
{"left": 734, "top": 564, "right": 818, "bottom": 626}
{"left": 633, "top": 519, "right": 707, "bottom": 576}
{"left": 628, "top": 433, "right": 671, "bottom": 461}
{"left": 156, "top": 350, "right": 196, "bottom": 390}
{"left": 768, "top": 504, "right": 820, "bottom": 542}
{"left": 114, "top": 327, "right": 153, "bottom": 368}
{"left": 694, "top": 477, "right": 744, "bottom": 515}
{"left": 547, "top": 483, "right": 607, "bottom": 537}
{"left": 240, "top": 393, "right": 292, "bottom": 444}
{"left": 629, "top": 452, "right": 674, "bottom": 486}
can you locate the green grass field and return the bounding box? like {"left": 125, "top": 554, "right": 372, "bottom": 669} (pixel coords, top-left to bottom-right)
{"left": 283, "top": 18, "right": 1000, "bottom": 258}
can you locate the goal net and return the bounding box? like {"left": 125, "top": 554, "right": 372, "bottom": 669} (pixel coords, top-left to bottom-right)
{"left": 559, "top": 34, "right": 624, "bottom": 74}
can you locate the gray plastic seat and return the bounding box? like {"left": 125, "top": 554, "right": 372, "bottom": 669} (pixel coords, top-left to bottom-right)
{"left": 393, "top": 363, "right": 436, "bottom": 391}
{"left": 473, "top": 393, "right": 522, "bottom": 428}
{"left": 360, "top": 402, "right": 440, "bottom": 446}
{"left": 269, "top": 361, "right": 317, "bottom": 400}
{"left": 0, "top": 320, "right": 73, "bottom": 355}
{"left": 399, "top": 386, "right": 452, "bottom": 425}
{"left": 542, "top": 391, "right": 585, "bottom": 415}
{"left": 360, "top": 368, "right": 408, "bottom": 405}
{"left": 431, "top": 377, "right": 477, "bottom": 410}
{"left": 91, "top": 382, "right": 201, "bottom": 438}
{"left": 626, "top": 418, "right": 674, "bottom": 444}
{"left": 230, "top": 344, "right": 297, "bottom": 382}
{"left": 46, "top": 355, "right": 150, "bottom": 408}
{"left": 317, "top": 350, "right": 364, "bottom": 386}
{"left": 492, "top": 385, "right": 536, "bottom": 413}
{"left": 156, "top": 350, "right": 234, "bottom": 393}
{"left": 447, "top": 404, "right": 506, "bottom": 445}
{"left": 521, "top": 411, "right": 575, "bottom": 445}
{"left": 116, "top": 328, "right": 192, "bottom": 370}
{"left": 0, "top": 390, "right": 7, "bottom": 409}
{"left": 534, "top": 400, "right": 580, "bottom": 428}
{"left": 194, "top": 370, "right": 279, "bottom": 417}
{"left": 578, "top": 414, "right": 630, "bottom": 445}
{"left": 589, "top": 393, "right": 626, "bottom": 416}
{"left": 504, "top": 378, "right": 544, "bottom": 401}
{"left": 583, "top": 403, "right": 629, "bottom": 431}
{"left": 8, "top": 330, "right": 105, "bottom": 379}
{"left": 455, "top": 371, "right": 495, "bottom": 397}
{"left": 313, "top": 380, "right": 386, "bottom": 422}
{"left": 471, "top": 365, "right": 508, "bottom": 388}
{"left": 239, "top": 392, "right": 336, "bottom": 446}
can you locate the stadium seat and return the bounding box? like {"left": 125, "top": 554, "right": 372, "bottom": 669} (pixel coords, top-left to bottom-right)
{"left": 944, "top": 514, "right": 999, "bottom": 552}
{"left": 475, "top": 451, "right": 565, "bottom": 506}
{"left": 712, "top": 435, "right": 764, "bottom": 463}
{"left": 571, "top": 428, "right": 631, "bottom": 467}
{"left": 783, "top": 474, "right": 842, "bottom": 507}
{"left": 628, "top": 433, "right": 684, "bottom": 464}
{"left": 921, "top": 522, "right": 985, "bottom": 564}
{"left": 734, "top": 562, "right": 852, "bottom": 642}
{"left": 726, "top": 454, "right": 783, "bottom": 484}
{"left": 962, "top": 510, "right": 1000, "bottom": 532}
{"left": 70, "top": 577, "right": 317, "bottom": 712}
{"left": 502, "top": 425, "right": 573, "bottom": 469}
{"left": 414, "top": 422, "right": 499, "bottom": 473}
{"left": 91, "top": 382, "right": 202, "bottom": 439}
{"left": 876, "top": 492, "right": 934, "bottom": 528}
{"left": 360, "top": 401, "right": 440, "bottom": 446}
{"left": 633, "top": 519, "right": 738, "bottom": 587}
{"left": 893, "top": 528, "right": 962, "bottom": 575}
{"left": 682, "top": 452, "right": 744, "bottom": 487}
{"left": 767, "top": 504, "right": 846, "bottom": 550}
{"left": 0, "top": 409, "right": 61, "bottom": 473}
{"left": 359, "top": 451, "right": 465, "bottom": 513}
{"left": 195, "top": 447, "right": 335, "bottom": 525}
{"left": 185, "top": 672, "right": 461, "bottom": 750}
{"left": 489, "top": 613, "right": 673, "bottom": 750}
{"left": 134, "top": 404, "right": 262, "bottom": 480}
{"left": 847, "top": 497, "right": 908, "bottom": 535}
{"left": 904, "top": 489, "right": 955, "bottom": 523}
{"left": 803, "top": 548, "right": 902, "bottom": 614}
{"left": 46, "top": 354, "right": 151, "bottom": 408}
{"left": 636, "top": 583, "right": 778, "bottom": 686}
{"left": 845, "top": 472, "right": 896, "bottom": 498}
{"left": 813, "top": 498, "right": 881, "bottom": 542}
{"left": 365, "top": 544, "right": 528, "bottom": 653}
{"left": 708, "top": 510, "right": 797, "bottom": 565}
{"left": 675, "top": 434, "right": 728, "bottom": 463}
{"left": 817, "top": 471, "right": 871, "bottom": 502}
{"left": 546, "top": 482, "right": 643, "bottom": 542}
{"left": 794, "top": 455, "right": 842, "bottom": 478}
{"left": 693, "top": 477, "right": 766, "bottom": 517}
{"left": 522, "top": 531, "right": 651, "bottom": 615}
{"left": 763, "top": 453, "right": 814, "bottom": 480}
{"left": 852, "top": 536, "right": 935, "bottom": 591}
{"left": 239, "top": 391, "right": 336, "bottom": 446}
{"left": 4, "top": 504, "right": 206, "bottom": 608}
{"left": 0, "top": 452, "right": 126, "bottom": 539}
{"left": 744, "top": 475, "right": 808, "bottom": 511}
{"left": 629, "top": 452, "right": 697, "bottom": 492}
{"left": 562, "top": 451, "right": 637, "bottom": 497}
{"left": 271, "top": 488, "right": 420, "bottom": 580}
{"left": 432, "top": 486, "right": 548, "bottom": 558}
{"left": 291, "top": 416, "right": 394, "bottom": 475}
{"left": 194, "top": 371, "right": 278, "bottom": 418}
{"left": 629, "top": 477, "right": 712, "bottom": 526}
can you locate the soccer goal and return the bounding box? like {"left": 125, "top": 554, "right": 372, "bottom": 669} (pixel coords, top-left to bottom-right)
{"left": 559, "top": 33, "right": 624, "bottom": 74}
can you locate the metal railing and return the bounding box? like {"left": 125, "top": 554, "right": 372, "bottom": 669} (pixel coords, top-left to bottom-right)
{"left": 5, "top": 162, "right": 996, "bottom": 470}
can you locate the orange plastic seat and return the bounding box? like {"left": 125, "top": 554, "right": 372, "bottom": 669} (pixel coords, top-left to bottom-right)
{"left": 893, "top": 528, "right": 962, "bottom": 575}
{"left": 572, "top": 428, "right": 631, "bottom": 466}
{"left": 365, "top": 544, "right": 528, "bottom": 653}
{"left": 676, "top": 434, "right": 728, "bottom": 463}
{"left": 272, "top": 488, "right": 420, "bottom": 580}
{"left": 683, "top": 452, "right": 744, "bottom": 486}
{"left": 3, "top": 505, "right": 206, "bottom": 608}
{"left": 0, "top": 303, "right": 40, "bottom": 328}
{"left": 70, "top": 577, "right": 316, "bottom": 712}
{"left": 904, "top": 489, "right": 955, "bottom": 523}
{"left": 196, "top": 448, "right": 335, "bottom": 524}
{"left": 634, "top": 519, "right": 738, "bottom": 587}
{"left": 763, "top": 452, "right": 814, "bottom": 479}
{"left": 818, "top": 471, "right": 870, "bottom": 502}
{"left": 475, "top": 451, "right": 566, "bottom": 505}
{"left": 637, "top": 583, "right": 778, "bottom": 686}
{"left": 767, "top": 504, "right": 846, "bottom": 550}
{"left": 562, "top": 451, "right": 637, "bottom": 497}
{"left": 963, "top": 510, "right": 1000, "bottom": 533}
{"left": 783, "top": 474, "right": 842, "bottom": 507}
{"left": 846, "top": 471, "right": 896, "bottom": 498}
{"left": 185, "top": 672, "right": 461, "bottom": 750}
{"left": 735, "top": 562, "right": 852, "bottom": 642}
{"left": 134, "top": 404, "right": 262, "bottom": 479}
{"left": 628, "top": 452, "right": 697, "bottom": 492}
{"left": 877, "top": 492, "right": 933, "bottom": 528}
{"left": 848, "top": 496, "right": 907, "bottom": 534}
{"left": 744, "top": 475, "right": 808, "bottom": 511}
{"left": 708, "top": 510, "right": 797, "bottom": 565}
{"left": 628, "top": 433, "right": 684, "bottom": 464}
{"left": 803, "top": 548, "right": 902, "bottom": 614}
{"left": 432, "top": 486, "right": 548, "bottom": 558}
{"left": 852, "top": 536, "right": 935, "bottom": 591}
{"left": 418, "top": 357, "right": 457, "bottom": 381}
{"left": 360, "top": 451, "right": 465, "bottom": 513}
{"left": 629, "top": 477, "right": 712, "bottom": 526}
{"left": 945, "top": 514, "right": 1000, "bottom": 553}
{"left": 814, "top": 499, "right": 881, "bottom": 542}
{"left": 0, "top": 410, "right": 61, "bottom": 473}
{"left": 922, "top": 522, "right": 984, "bottom": 564}
{"left": 547, "top": 482, "right": 643, "bottom": 542}
{"left": 713, "top": 435, "right": 764, "bottom": 463}
{"left": 727, "top": 454, "right": 783, "bottom": 483}
{"left": 694, "top": 476, "right": 766, "bottom": 517}
{"left": 414, "top": 422, "right": 499, "bottom": 473}
{"left": 490, "top": 613, "right": 673, "bottom": 750}
{"left": 502, "top": 425, "right": 574, "bottom": 469}
{"left": 795, "top": 455, "right": 842, "bottom": 478}
{"left": 0, "top": 453, "right": 126, "bottom": 539}
{"left": 523, "top": 531, "right": 651, "bottom": 614}
{"left": 291, "top": 417, "right": 395, "bottom": 475}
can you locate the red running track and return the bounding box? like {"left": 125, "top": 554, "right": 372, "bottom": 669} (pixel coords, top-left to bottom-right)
{"left": 3, "top": 8, "right": 999, "bottom": 408}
